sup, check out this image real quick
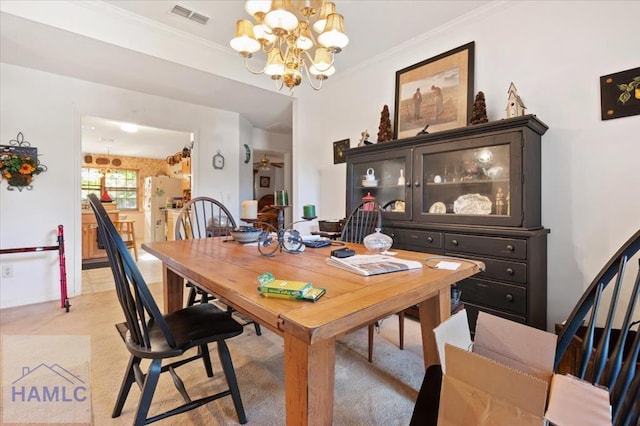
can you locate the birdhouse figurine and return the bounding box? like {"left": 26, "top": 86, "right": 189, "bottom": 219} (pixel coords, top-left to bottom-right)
{"left": 506, "top": 82, "right": 526, "bottom": 118}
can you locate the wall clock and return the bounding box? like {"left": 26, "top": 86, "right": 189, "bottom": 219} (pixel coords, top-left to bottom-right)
{"left": 243, "top": 144, "right": 251, "bottom": 164}
{"left": 213, "top": 150, "right": 225, "bottom": 170}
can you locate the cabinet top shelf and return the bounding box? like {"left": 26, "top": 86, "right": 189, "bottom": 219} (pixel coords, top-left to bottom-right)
{"left": 357, "top": 184, "right": 405, "bottom": 189}
{"left": 425, "top": 179, "right": 510, "bottom": 186}
{"left": 345, "top": 114, "right": 547, "bottom": 158}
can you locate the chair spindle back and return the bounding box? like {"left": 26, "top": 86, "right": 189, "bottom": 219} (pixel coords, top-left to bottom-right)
{"left": 175, "top": 197, "right": 237, "bottom": 240}
{"left": 555, "top": 229, "right": 640, "bottom": 425}
{"left": 341, "top": 200, "right": 383, "bottom": 244}
{"left": 88, "top": 194, "right": 176, "bottom": 349}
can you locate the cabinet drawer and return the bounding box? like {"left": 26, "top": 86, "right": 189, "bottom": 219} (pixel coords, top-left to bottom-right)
{"left": 458, "top": 278, "right": 526, "bottom": 315}
{"left": 445, "top": 234, "right": 526, "bottom": 260}
{"left": 387, "top": 228, "right": 442, "bottom": 250}
{"left": 454, "top": 255, "right": 527, "bottom": 284}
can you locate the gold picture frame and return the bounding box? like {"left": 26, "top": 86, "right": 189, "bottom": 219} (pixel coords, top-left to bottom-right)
{"left": 393, "top": 42, "right": 475, "bottom": 139}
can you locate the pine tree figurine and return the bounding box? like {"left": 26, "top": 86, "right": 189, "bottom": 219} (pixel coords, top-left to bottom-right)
{"left": 377, "top": 105, "right": 393, "bottom": 142}
{"left": 470, "top": 91, "right": 489, "bottom": 125}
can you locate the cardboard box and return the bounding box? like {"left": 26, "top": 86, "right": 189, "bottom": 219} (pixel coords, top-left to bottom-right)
{"left": 435, "top": 310, "right": 611, "bottom": 426}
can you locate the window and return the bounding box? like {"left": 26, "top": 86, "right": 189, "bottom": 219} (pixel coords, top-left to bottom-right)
{"left": 81, "top": 168, "right": 138, "bottom": 210}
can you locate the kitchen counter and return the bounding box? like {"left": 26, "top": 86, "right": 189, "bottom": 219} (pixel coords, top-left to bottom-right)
{"left": 82, "top": 208, "right": 119, "bottom": 267}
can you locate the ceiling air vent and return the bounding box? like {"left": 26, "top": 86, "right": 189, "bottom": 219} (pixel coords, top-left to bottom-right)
{"left": 170, "top": 4, "right": 210, "bottom": 25}
{"left": 189, "top": 12, "right": 209, "bottom": 25}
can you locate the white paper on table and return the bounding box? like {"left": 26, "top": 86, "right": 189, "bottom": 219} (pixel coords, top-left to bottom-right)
{"left": 435, "top": 261, "right": 461, "bottom": 270}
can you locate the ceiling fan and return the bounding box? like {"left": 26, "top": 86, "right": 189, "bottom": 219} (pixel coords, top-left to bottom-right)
{"left": 254, "top": 154, "right": 284, "bottom": 170}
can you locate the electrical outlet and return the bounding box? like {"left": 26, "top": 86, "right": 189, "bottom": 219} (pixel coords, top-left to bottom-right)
{"left": 2, "top": 264, "right": 13, "bottom": 278}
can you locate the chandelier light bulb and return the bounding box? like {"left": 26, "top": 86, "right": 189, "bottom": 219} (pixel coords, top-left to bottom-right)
{"left": 312, "top": 1, "right": 336, "bottom": 33}
{"left": 310, "top": 47, "right": 335, "bottom": 77}
{"left": 317, "top": 13, "right": 348, "bottom": 51}
{"left": 253, "top": 15, "right": 276, "bottom": 44}
{"left": 230, "top": 20, "right": 261, "bottom": 55}
{"left": 244, "top": 0, "right": 271, "bottom": 17}
{"left": 295, "top": 22, "right": 314, "bottom": 51}
{"left": 264, "top": 48, "right": 285, "bottom": 76}
{"left": 310, "top": 64, "right": 335, "bottom": 78}
{"left": 264, "top": 0, "right": 299, "bottom": 34}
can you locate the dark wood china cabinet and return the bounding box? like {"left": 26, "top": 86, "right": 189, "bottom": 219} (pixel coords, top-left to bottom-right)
{"left": 344, "top": 115, "right": 549, "bottom": 332}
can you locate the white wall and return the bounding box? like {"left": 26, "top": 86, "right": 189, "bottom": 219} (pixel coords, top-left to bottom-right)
{"left": 0, "top": 67, "right": 78, "bottom": 309}
{"left": 300, "top": 1, "right": 640, "bottom": 328}
{"left": 0, "top": 63, "right": 244, "bottom": 308}
{"left": 238, "top": 116, "right": 254, "bottom": 209}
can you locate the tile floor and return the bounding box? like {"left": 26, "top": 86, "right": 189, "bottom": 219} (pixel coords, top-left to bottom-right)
{"left": 81, "top": 248, "right": 162, "bottom": 294}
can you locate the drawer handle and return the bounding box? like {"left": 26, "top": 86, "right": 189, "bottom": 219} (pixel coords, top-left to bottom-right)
{"left": 414, "top": 181, "right": 420, "bottom": 187}
{"left": 505, "top": 294, "right": 514, "bottom": 302}
{"left": 406, "top": 182, "right": 411, "bottom": 187}
{"left": 451, "top": 239, "right": 459, "bottom": 246}
{"left": 506, "top": 268, "right": 514, "bottom": 275}
{"left": 506, "top": 244, "right": 515, "bottom": 252}
{"left": 427, "top": 236, "right": 433, "bottom": 243}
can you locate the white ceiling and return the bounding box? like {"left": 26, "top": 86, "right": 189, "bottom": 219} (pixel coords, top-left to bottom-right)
{"left": 0, "top": 1, "right": 492, "bottom": 159}
{"left": 81, "top": 116, "right": 192, "bottom": 160}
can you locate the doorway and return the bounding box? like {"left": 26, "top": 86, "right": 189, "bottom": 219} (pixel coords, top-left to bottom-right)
{"left": 252, "top": 150, "right": 285, "bottom": 199}
{"left": 80, "top": 116, "right": 192, "bottom": 270}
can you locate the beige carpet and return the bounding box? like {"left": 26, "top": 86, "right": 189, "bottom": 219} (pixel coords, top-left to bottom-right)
{"left": 1, "top": 280, "right": 427, "bottom": 425}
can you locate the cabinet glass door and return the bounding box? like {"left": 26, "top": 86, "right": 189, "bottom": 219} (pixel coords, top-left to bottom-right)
{"left": 414, "top": 134, "right": 523, "bottom": 226}
{"left": 346, "top": 149, "right": 411, "bottom": 221}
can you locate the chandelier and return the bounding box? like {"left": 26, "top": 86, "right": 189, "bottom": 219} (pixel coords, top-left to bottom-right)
{"left": 230, "top": 0, "right": 349, "bottom": 92}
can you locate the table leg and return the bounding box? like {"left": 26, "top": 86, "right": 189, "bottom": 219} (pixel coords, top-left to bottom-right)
{"left": 163, "top": 264, "right": 184, "bottom": 313}
{"left": 418, "top": 287, "right": 452, "bottom": 368}
{"left": 284, "top": 333, "right": 335, "bottom": 426}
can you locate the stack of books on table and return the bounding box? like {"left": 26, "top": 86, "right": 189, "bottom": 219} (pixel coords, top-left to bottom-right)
{"left": 257, "top": 272, "right": 326, "bottom": 302}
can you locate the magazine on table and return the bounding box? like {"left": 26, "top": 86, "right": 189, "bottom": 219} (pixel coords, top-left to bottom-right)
{"left": 326, "top": 254, "right": 423, "bottom": 276}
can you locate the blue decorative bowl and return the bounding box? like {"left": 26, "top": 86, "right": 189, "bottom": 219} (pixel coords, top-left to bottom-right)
{"left": 230, "top": 226, "right": 262, "bottom": 243}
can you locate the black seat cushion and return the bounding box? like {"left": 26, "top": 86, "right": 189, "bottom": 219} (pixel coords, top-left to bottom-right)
{"left": 119, "top": 304, "right": 243, "bottom": 358}
{"left": 165, "top": 304, "right": 243, "bottom": 346}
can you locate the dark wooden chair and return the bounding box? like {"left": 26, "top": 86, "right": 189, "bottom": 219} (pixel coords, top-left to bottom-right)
{"left": 409, "top": 228, "right": 640, "bottom": 426}
{"left": 257, "top": 193, "right": 278, "bottom": 230}
{"left": 87, "top": 194, "right": 247, "bottom": 426}
{"left": 341, "top": 200, "right": 405, "bottom": 363}
{"left": 554, "top": 228, "right": 640, "bottom": 425}
{"left": 175, "top": 196, "right": 262, "bottom": 335}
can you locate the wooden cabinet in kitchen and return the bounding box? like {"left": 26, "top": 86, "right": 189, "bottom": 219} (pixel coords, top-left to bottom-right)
{"left": 344, "top": 115, "right": 549, "bottom": 332}
{"left": 165, "top": 208, "right": 182, "bottom": 241}
{"left": 181, "top": 157, "right": 191, "bottom": 201}
{"left": 82, "top": 208, "right": 119, "bottom": 265}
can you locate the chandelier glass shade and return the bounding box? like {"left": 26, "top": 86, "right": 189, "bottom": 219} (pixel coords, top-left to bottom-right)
{"left": 230, "top": 0, "right": 348, "bottom": 92}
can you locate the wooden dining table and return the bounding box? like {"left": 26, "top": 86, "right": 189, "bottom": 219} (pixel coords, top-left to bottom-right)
{"left": 142, "top": 238, "right": 482, "bottom": 426}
